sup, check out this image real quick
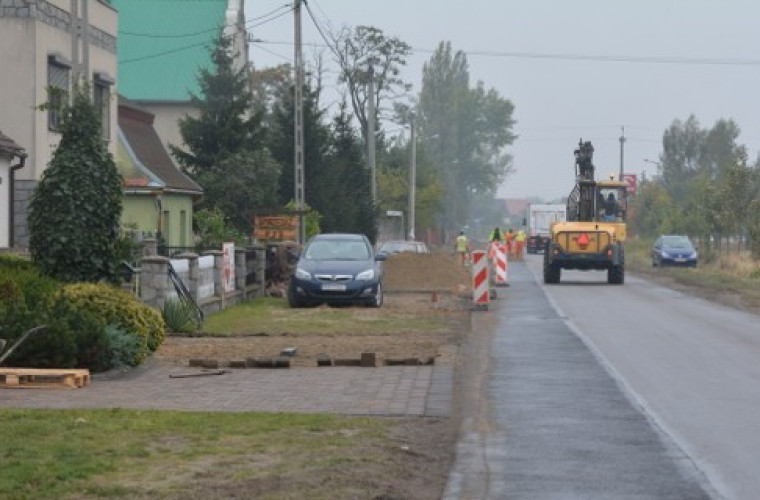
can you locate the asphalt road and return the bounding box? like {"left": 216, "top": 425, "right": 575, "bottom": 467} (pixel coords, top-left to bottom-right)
{"left": 445, "top": 258, "right": 722, "bottom": 499}
{"left": 523, "top": 256, "right": 760, "bottom": 500}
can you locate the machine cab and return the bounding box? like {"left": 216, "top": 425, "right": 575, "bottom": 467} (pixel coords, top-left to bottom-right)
{"left": 594, "top": 179, "right": 628, "bottom": 223}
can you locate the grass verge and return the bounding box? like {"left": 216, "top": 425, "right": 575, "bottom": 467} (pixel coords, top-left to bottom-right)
{"left": 0, "top": 408, "right": 431, "bottom": 500}
{"left": 197, "top": 297, "right": 450, "bottom": 336}
{"left": 626, "top": 239, "right": 760, "bottom": 311}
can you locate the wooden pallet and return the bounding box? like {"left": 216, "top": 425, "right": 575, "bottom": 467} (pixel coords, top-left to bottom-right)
{"left": 0, "top": 368, "right": 91, "bottom": 389}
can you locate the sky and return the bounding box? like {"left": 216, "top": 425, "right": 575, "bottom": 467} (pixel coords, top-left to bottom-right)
{"left": 244, "top": 0, "right": 760, "bottom": 201}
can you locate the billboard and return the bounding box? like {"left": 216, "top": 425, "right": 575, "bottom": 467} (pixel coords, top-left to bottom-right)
{"left": 253, "top": 215, "right": 299, "bottom": 242}
{"left": 622, "top": 174, "right": 638, "bottom": 195}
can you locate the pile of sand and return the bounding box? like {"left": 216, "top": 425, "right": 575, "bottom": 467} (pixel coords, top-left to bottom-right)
{"left": 383, "top": 251, "right": 472, "bottom": 292}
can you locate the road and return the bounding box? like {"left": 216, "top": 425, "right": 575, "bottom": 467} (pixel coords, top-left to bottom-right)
{"left": 445, "top": 256, "right": 760, "bottom": 499}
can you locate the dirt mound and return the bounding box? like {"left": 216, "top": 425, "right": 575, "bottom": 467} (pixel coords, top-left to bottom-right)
{"left": 383, "top": 251, "right": 471, "bottom": 292}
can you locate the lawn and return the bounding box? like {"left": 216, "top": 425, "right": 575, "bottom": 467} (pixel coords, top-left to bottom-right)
{"left": 0, "top": 408, "right": 425, "bottom": 500}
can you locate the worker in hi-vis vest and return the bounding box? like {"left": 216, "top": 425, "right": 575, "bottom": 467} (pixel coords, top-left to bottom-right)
{"left": 455, "top": 230, "right": 470, "bottom": 267}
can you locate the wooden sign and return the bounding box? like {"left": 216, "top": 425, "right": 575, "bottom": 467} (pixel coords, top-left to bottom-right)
{"left": 253, "top": 215, "right": 298, "bottom": 242}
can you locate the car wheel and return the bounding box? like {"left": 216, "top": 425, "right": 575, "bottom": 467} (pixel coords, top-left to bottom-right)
{"left": 366, "top": 282, "right": 383, "bottom": 308}
{"left": 287, "top": 281, "right": 306, "bottom": 308}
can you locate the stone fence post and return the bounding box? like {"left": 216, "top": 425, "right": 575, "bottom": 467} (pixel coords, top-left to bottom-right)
{"left": 253, "top": 244, "right": 266, "bottom": 287}
{"left": 175, "top": 253, "right": 199, "bottom": 303}
{"left": 204, "top": 250, "right": 224, "bottom": 308}
{"left": 235, "top": 248, "right": 247, "bottom": 298}
{"left": 140, "top": 255, "right": 169, "bottom": 310}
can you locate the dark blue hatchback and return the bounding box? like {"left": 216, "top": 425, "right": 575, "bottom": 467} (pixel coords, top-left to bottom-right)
{"left": 652, "top": 235, "right": 698, "bottom": 267}
{"left": 287, "top": 233, "right": 385, "bottom": 308}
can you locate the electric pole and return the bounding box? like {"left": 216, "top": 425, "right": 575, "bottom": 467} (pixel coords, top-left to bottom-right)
{"left": 293, "top": 0, "right": 305, "bottom": 244}
{"left": 619, "top": 125, "right": 626, "bottom": 181}
{"left": 408, "top": 113, "right": 416, "bottom": 240}
{"left": 367, "top": 65, "right": 376, "bottom": 205}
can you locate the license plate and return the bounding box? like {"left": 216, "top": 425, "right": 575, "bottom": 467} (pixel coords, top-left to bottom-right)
{"left": 675, "top": 258, "right": 686, "bottom": 262}
{"left": 322, "top": 283, "right": 346, "bottom": 291}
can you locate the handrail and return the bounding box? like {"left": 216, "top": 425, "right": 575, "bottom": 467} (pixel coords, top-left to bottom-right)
{"left": 167, "top": 262, "right": 204, "bottom": 328}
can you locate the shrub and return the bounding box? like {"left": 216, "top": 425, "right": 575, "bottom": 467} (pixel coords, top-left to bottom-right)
{"left": 0, "top": 265, "right": 61, "bottom": 313}
{"left": 61, "top": 283, "right": 165, "bottom": 364}
{"left": 163, "top": 298, "right": 200, "bottom": 333}
{"left": 0, "top": 296, "right": 108, "bottom": 371}
{"left": 0, "top": 253, "right": 35, "bottom": 271}
{"left": 103, "top": 324, "right": 143, "bottom": 369}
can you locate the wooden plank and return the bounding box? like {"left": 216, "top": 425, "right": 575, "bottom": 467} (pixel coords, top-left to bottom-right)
{"left": 0, "top": 368, "right": 91, "bottom": 389}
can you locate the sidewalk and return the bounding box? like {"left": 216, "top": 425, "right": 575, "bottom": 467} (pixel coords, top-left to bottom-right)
{"left": 0, "top": 360, "right": 453, "bottom": 417}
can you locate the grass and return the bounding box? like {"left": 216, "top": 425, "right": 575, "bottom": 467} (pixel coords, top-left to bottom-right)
{"left": 198, "top": 297, "right": 448, "bottom": 336}
{"left": 626, "top": 238, "right": 760, "bottom": 309}
{"left": 0, "top": 408, "right": 394, "bottom": 500}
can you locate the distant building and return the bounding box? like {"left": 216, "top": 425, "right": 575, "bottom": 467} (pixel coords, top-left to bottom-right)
{"left": 0, "top": 0, "right": 118, "bottom": 248}
{"left": 111, "top": 0, "right": 248, "bottom": 154}
{"left": 117, "top": 98, "right": 203, "bottom": 248}
{"left": 0, "top": 131, "right": 26, "bottom": 248}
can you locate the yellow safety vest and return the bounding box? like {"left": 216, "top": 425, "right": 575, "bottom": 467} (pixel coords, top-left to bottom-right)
{"left": 456, "top": 235, "right": 469, "bottom": 252}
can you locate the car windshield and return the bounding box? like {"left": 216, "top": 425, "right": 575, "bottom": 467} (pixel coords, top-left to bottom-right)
{"left": 379, "top": 242, "right": 417, "bottom": 253}
{"left": 304, "top": 240, "right": 370, "bottom": 261}
{"left": 662, "top": 236, "right": 693, "bottom": 250}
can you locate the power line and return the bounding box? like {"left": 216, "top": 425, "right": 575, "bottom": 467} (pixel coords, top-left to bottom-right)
{"left": 119, "top": 4, "right": 292, "bottom": 39}
{"left": 251, "top": 42, "right": 290, "bottom": 62}
{"left": 254, "top": 39, "right": 760, "bottom": 67}
{"left": 121, "top": 41, "right": 209, "bottom": 65}
{"left": 302, "top": 0, "right": 341, "bottom": 60}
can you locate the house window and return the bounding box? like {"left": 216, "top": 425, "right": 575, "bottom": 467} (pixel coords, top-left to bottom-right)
{"left": 180, "top": 210, "right": 187, "bottom": 247}
{"left": 93, "top": 73, "right": 114, "bottom": 140}
{"left": 47, "top": 54, "right": 71, "bottom": 131}
{"left": 162, "top": 210, "right": 171, "bottom": 245}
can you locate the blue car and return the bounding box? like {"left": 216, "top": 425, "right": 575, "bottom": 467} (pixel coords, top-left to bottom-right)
{"left": 652, "top": 235, "right": 698, "bottom": 267}
{"left": 287, "top": 233, "right": 385, "bottom": 308}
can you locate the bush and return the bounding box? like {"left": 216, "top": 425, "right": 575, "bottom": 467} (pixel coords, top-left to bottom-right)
{"left": 0, "top": 253, "right": 36, "bottom": 271}
{"left": 163, "top": 298, "right": 200, "bottom": 333}
{"left": 102, "top": 324, "right": 143, "bottom": 369}
{"left": 61, "top": 283, "right": 166, "bottom": 364}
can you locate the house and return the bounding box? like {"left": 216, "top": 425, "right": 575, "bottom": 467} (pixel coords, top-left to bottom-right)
{"left": 117, "top": 98, "right": 202, "bottom": 248}
{"left": 0, "top": 131, "right": 27, "bottom": 249}
{"left": 111, "top": 0, "right": 248, "bottom": 153}
{"left": 0, "top": 0, "right": 118, "bottom": 249}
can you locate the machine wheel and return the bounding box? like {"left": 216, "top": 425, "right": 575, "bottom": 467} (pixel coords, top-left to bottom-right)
{"left": 543, "top": 252, "right": 560, "bottom": 284}
{"left": 287, "top": 281, "right": 306, "bottom": 308}
{"left": 608, "top": 265, "right": 625, "bottom": 285}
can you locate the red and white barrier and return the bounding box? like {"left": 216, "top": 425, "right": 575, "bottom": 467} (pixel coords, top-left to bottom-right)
{"left": 472, "top": 250, "right": 489, "bottom": 310}
{"left": 492, "top": 242, "right": 508, "bottom": 286}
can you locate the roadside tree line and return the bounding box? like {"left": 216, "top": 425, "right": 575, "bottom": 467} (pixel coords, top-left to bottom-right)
{"left": 174, "top": 29, "right": 516, "bottom": 244}
{"left": 630, "top": 115, "right": 760, "bottom": 259}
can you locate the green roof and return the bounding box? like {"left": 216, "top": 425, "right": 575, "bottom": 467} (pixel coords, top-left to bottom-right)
{"left": 113, "top": 0, "right": 227, "bottom": 101}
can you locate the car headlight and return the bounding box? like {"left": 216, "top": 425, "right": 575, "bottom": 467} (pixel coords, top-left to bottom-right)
{"left": 295, "top": 268, "right": 312, "bottom": 280}
{"left": 356, "top": 269, "right": 375, "bottom": 280}
{"left": 690, "top": 251, "right": 698, "bottom": 259}
{"left": 660, "top": 250, "right": 669, "bottom": 257}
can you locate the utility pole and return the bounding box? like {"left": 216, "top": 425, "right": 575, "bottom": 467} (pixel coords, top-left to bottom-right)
{"left": 293, "top": 0, "right": 305, "bottom": 244}
{"left": 408, "top": 113, "right": 416, "bottom": 240}
{"left": 367, "top": 65, "right": 376, "bottom": 205}
{"left": 619, "top": 125, "right": 626, "bottom": 181}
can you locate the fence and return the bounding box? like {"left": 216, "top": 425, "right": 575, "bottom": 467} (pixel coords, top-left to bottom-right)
{"left": 136, "top": 239, "right": 267, "bottom": 315}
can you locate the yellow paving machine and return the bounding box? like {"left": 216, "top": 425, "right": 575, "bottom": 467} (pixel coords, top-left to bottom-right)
{"left": 543, "top": 140, "right": 628, "bottom": 284}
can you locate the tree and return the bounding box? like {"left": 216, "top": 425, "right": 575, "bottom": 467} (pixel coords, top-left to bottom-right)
{"left": 331, "top": 25, "right": 412, "bottom": 143}
{"left": 171, "top": 32, "right": 280, "bottom": 233}
{"left": 417, "top": 41, "right": 516, "bottom": 233}
{"left": 29, "top": 83, "right": 123, "bottom": 283}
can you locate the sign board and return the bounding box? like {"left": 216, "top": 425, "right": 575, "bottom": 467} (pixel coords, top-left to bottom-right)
{"left": 386, "top": 210, "right": 403, "bottom": 217}
{"left": 622, "top": 174, "right": 638, "bottom": 195}
{"left": 222, "top": 242, "right": 235, "bottom": 293}
{"left": 253, "top": 214, "right": 299, "bottom": 242}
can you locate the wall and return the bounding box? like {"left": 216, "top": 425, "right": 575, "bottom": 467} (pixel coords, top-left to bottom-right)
{"left": 135, "top": 102, "right": 197, "bottom": 154}
{"left": 160, "top": 193, "right": 194, "bottom": 247}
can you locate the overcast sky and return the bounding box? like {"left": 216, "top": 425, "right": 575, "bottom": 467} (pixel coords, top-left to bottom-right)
{"left": 245, "top": 0, "right": 760, "bottom": 201}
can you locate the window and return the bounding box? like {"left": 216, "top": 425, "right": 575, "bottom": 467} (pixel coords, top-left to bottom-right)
{"left": 93, "top": 73, "right": 114, "bottom": 140}
{"left": 180, "top": 210, "right": 187, "bottom": 246}
{"left": 47, "top": 54, "right": 71, "bottom": 131}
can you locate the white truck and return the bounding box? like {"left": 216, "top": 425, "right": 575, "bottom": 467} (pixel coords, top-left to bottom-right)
{"left": 527, "top": 204, "right": 566, "bottom": 254}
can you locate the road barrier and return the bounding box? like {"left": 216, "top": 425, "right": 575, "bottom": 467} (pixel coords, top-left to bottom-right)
{"left": 491, "top": 242, "right": 509, "bottom": 286}
{"left": 472, "top": 250, "right": 489, "bottom": 310}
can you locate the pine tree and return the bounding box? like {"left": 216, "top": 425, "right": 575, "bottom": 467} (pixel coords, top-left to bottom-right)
{"left": 29, "top": 83, "right": 123, "bottom": 283}
{"left": 171, "top": 32, "right": 279, "bottom": 233}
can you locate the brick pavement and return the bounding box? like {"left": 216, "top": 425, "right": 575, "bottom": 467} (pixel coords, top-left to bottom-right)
{"left": 0, "top": 362, "right": 453, "bottom": 417}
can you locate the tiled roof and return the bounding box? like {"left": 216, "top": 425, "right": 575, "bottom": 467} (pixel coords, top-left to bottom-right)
{"left": 0, "top": 130, "right": 25, "bottom": 157}
{"left": 112, "top": 0, "right": 227, "bottom": 101}
{"left": 118, "top": 99, "right": 202, "bottom": 194}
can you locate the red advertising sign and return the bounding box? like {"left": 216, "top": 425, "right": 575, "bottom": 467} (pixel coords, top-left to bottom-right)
{"left": 622, "top": 174, "right": 638, "bottom": 195}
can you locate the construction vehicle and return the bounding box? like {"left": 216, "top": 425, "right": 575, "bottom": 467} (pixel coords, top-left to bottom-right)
{"left": 543, "top": 140, "right": 628, "bottom": 284}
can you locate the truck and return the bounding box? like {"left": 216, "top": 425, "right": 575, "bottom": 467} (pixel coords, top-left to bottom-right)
{"left": 526, "top": 204, "right": 566, "bottom": 254}
{"left": 543, "top": 140, "right": 628, "bottom": 284}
